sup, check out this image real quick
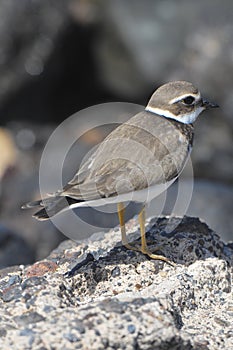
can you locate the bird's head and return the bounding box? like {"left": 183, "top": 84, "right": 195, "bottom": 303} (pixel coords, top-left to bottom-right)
{"left": 146, "top": 81, "right": 218, "bottom": 124}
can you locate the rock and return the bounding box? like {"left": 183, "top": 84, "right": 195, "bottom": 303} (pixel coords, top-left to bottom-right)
{"left": 185, "top": 181, "right": 233, "bottom": 242}
{"left": 0, "top": 216, "right": 232, "bottom": 349}
{"left": 0, "top": 224, "right": 34, "bottom": 269}
{"left": 148, "top": 179, "right": 233, "bottom": 242}
{"left": 0, "top": 1, "right": 114, "bottom": 124}
{"left": 95, "top": 1, "right": 233, "bottom": 104}
{"left": 0, "top": 0, "right": 67, "bottom": 105}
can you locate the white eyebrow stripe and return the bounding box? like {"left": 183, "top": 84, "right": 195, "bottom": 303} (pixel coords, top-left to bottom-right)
{"left": 145, "top": 105, "right": 204, "bottom": 124}
{"left": 145, "top": 106, "right": 177, "bottom": 119}
{"left": 169, "top": 92, "right": 201, "bottom": 104}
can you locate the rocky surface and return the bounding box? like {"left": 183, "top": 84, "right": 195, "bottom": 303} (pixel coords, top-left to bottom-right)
{"left": 0, "top": 216, "right": 232, "bottom": 349}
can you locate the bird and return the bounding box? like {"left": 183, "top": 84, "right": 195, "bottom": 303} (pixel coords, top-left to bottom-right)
{"left": 22, "top": 81, "right": 218, "bottom": 265}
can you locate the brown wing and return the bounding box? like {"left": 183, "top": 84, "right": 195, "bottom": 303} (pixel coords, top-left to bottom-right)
{"left": 61, "top": 111, "right": 193, "bottom": 201}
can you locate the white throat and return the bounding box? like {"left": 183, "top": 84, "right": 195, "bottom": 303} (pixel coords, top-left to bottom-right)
{"left": 145, "top": 106, "right": 204, "bottom": 124}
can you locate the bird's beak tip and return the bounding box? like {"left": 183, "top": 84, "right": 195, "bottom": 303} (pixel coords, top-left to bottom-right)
{"left": 209, "top": 102, "right": 219, "bottom": 109}
{"left": 202, "top": 98, "right": 219, "bottom": 109}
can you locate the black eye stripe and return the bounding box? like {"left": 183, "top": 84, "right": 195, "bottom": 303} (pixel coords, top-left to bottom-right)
{"left": 182, "top": 96, "right": 195, "bottom": 105}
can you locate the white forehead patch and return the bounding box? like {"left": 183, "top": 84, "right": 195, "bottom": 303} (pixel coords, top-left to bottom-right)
{"left": 145, "top": 106, "right": 204, "bottom": 124}
{"left": 169, "top": 92, "right": 201, "bottom": 104}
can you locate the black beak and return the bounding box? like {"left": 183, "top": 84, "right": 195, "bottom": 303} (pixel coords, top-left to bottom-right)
{"left": 202, "top": 98, "right": 219, "bottom": 109}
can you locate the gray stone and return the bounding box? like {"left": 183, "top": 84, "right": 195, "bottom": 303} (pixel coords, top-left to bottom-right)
{"left": 0, "top": 0, "right": 67, "bottom": 104}
{"left": 0, "top": 224, "right": 34, "bottom": 269}
{"left": 148, "top": 179, "right": 233, "bottom": 242}
{"left": 0, "top": 216, "right": 232, "bottom": 349}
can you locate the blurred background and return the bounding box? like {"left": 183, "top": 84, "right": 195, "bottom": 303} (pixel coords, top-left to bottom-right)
{"left": 0, "top": 0, "right": 232, "bottom": 268}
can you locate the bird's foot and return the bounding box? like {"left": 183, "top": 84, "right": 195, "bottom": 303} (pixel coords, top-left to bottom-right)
{"left": 123, "top": 241, "right": 176, "bottom": 266}
{"left": 141, "top": 247, "right": 176, "bottom": 267}
{"left": 122, "top": 240, "right": 141, "bottom": 252}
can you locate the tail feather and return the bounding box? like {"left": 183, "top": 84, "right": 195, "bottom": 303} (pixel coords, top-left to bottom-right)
{"left": 33, "top": 208, "right": 50, "bottom": 220}
{"left": 21, "top": 200, "right": 43, "bottom": 209}
{"left": 22, "top": 196, "right": 79, "bottom": 221}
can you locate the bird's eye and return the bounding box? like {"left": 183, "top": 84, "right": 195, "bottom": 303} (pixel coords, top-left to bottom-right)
{"left": 182, "top": 96, "right": 195, "bottom": 105}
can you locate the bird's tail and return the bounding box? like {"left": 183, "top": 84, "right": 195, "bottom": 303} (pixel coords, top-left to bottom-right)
{"left": 22, "top": 196, "right": 77, "bottom": 221}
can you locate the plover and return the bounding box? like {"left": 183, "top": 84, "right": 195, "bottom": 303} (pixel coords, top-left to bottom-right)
{"left": 23, "top": 81, "right": 218, "bottom": 265}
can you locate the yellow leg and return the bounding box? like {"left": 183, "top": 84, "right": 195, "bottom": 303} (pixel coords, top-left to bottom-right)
{"left": 117, "top": 202, "right": 140, "bottom": 252}
{"left": 138, "top": 206, "right": 176, "bottom": 266}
